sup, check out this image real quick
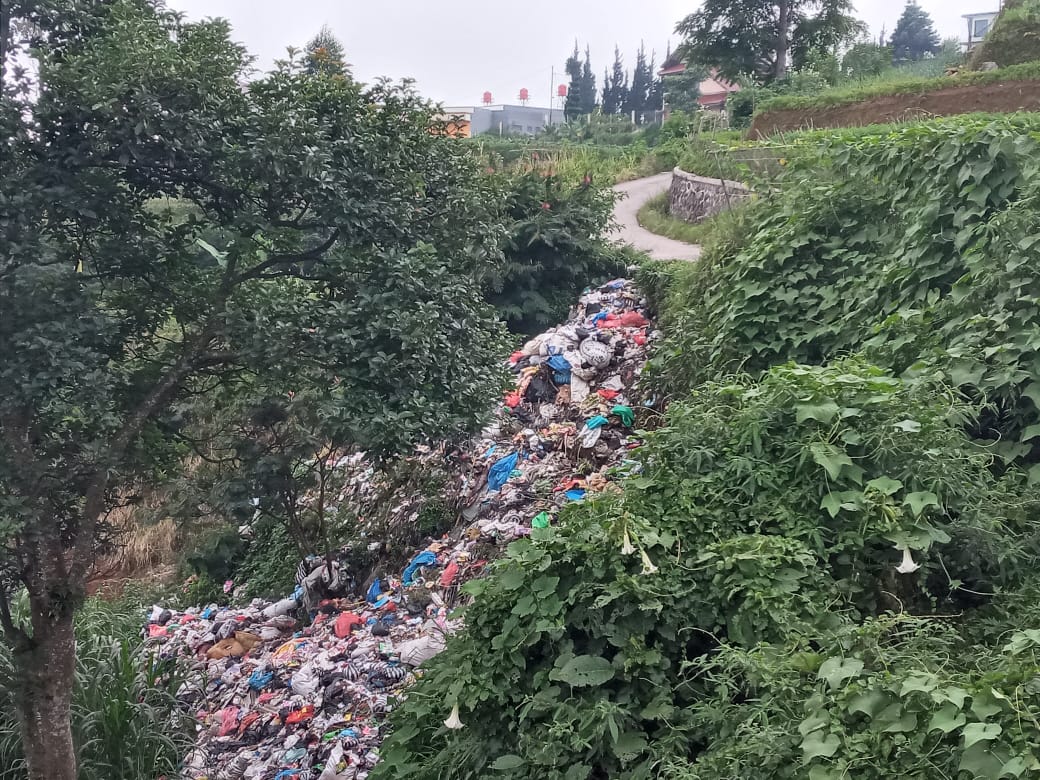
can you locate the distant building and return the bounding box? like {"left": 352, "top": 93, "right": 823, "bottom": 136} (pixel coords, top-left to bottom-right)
{"left": 437, "top": 104, "right": 565, "bottom": 137}
{"left": 435, "top": 107, "right": 475, "bottom": 138}
{"left": 963, "top": 10, "right": 999, "bottom": 51}
{"left": 472, "top": 104, "right": 566, "bottom": 136}
{"left": 657, "top": 53, "right": 741, "bottom": 113}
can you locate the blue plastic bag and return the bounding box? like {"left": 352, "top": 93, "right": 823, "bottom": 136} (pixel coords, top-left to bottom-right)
{"left": 248, "top": 670, "right": 273, "bottom": 691}
{"left": 487, "top": 452, "right": 520, "bottom": 491}
{"left": 547, "top": 354, "right": 572, "bottom": 384}
{"left": 402, "top": 550, "right": 438, "bottom": 586}
{"left": 366, "top": 578, "right": 382, "bottom": 604}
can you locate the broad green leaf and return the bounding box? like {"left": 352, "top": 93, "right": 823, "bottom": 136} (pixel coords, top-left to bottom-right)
{"left": 801, "top": 731, "right": 840, "bottom": 762}
{"left": 820, "top": 492, "right": 843, "bottom": 518}
{"left": 900, "top": 673, "right": 938, "bottom": 696}
{"left": 817, "top": 656, "right": 864, "bottom": 690}
{"left": 904, "top": 491, "right": 940, "bottom": 516}
{"left": 796, "top": 401, "right": 840, "bottom": 424}
{"left": 959, "top": 742, "right": 1008, "bottom": 779}
{"left": 612, "top": 732, "right": 648, "bottom": 758}
{"left": 928, "top": 703, "right": 966, "bottom": 734}
{"left": 846, "top": 689, "right": 888, "bottom": 718}
{"left": 971, "top": 690, "right": 1004, "bottom": 720}
{"left": 962, "top": 722, "right": 1002, "bottom": 749}
{"left": 876, "top": 702, "right": 917, "bottom": 733}
{"left": 550, "top": 655, "right": 614, "bottom": 687}
{"left": 866, "top": 476, "right": 903, "bottom": 496}
{"left": 810, "top": 442, "right": 854, "bottom": 481}
{"left": 492, "top": 755, "right": 525, "bottom": 770}
{"left": 1021, "top": 423, "right": 1040, "bottom": 441}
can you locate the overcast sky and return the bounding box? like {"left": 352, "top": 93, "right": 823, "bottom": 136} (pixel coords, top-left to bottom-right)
{"left": 167, "top": 0, "right": 1000, "bottom": 107}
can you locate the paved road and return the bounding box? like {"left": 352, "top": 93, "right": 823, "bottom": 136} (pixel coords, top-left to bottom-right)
{"left": 611, "top": 172, "right": 702, "bottom": 261}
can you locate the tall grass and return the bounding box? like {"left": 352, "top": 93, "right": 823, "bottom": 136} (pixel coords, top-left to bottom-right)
{"left": 0, "top": 592, "right": 194, "bottom": 780}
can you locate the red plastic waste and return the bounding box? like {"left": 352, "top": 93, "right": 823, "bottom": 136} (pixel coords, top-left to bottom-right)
{"left": 333, "top": 612, "right": 364, "bottom": 638}
{"left": 439, "top": 560, "right": 459, "bottom": 587}
{"left": 620, "top": 311, "right": 649, "bottom": 328}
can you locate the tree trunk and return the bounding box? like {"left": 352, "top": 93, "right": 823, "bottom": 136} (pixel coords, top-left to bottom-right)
{"left": 776, "top": 0, "right": 791, "bottom": 80}
{"left": 12, "top": 610, "right": 78, "bottom": 780}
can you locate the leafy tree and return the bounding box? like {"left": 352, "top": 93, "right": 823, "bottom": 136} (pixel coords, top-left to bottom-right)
{"left": 483, "top": 172, "right": 627, "bottom": 334}
{"left": 662, "top": 67, "right": 704, "bottom": 114}
{"left": 677, "top": 0, "right": 864, "bottom": 83}
{"left": 304, "top": 23, "right": 350, "bottom": 77}
{"left": 841, "top": 39, "right": 893, "bottom": 79}
{"left": 0, "top": 2, "right": 508, "bottom": 778}
{"left": 889, "top": 0, "right": 940, "bottom": 62}
{"left": 601, "top": 46, "right": 629, "bottom": 115}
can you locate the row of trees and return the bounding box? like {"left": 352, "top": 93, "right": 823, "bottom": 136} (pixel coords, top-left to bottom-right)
{"left": 563, "top": 42, "right": 664, "bottom": 121}
{"left": 677, "top": 0, "right": 946, "bottom": 86}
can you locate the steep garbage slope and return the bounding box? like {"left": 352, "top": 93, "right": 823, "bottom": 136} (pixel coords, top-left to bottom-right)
{"left": 147, "top": 279, "right": 655, "bottom": 780}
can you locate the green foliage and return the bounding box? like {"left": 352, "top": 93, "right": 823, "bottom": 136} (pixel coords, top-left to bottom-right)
{"left": 661, "top": 69, "right": 704, "bottom": 114}
{"left": 636, "top": 193, "right": 740, "bottom": 247}
{"left": 373, "top": 361, "right": 1034, "bottom": 779}
{"left": 677, "top": 0, "right": 864, "bottom": 84}
{"left": 651, "top": 117, "right": 1040, "bottom": 470}
{"left": 235, "top": 518, "right": 300, "bottom": 601}
{"left": 183, "top": 526, "right": 246, "bottom": 584}
{"left": 303, "top": 24, "right": 350, "bottom": 77}
{"left": 969, "top": 0, "right": 1040, "bottom": 69}
{"left": 841, "top": 41, "right": 893, "bottom": 80}
{"left": 0, "top": 595, "right": 194, "bottom": 780}
{"left": 756, "top": 58, "right": 1038, "bottom": 114}
{"left": 564, "top": 43, "right": 597, "bottom": 118}
{"left": 483, "top": 172, "right": 627, "bottom": 334}
{"left": 890, "top": 0, "right": 941, "bottom": 62}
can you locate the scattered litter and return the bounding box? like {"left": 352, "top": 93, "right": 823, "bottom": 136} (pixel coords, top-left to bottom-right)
{"left": 152, "top": 278, "right": 656, "bottom": 779}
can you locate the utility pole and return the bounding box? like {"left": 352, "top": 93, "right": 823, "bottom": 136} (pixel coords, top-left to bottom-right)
{"left": 548, "top": 66, "right": 555, "bottom": 124}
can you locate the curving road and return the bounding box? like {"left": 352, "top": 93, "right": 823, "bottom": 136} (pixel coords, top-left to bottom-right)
{"left": 611, "top": 172, "right": 701, "bottom": 262}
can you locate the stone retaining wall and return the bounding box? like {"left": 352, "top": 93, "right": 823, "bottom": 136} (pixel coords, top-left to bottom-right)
{"left": 668, "top": 167, "right": 751, "bottom": 224}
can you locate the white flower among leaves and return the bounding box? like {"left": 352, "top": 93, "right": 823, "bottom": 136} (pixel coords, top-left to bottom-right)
{"left": 896, "top": 546, "right": 921, "bottom": 574}
{"left": 444, "top": 703, "right": 464, "bottom": 730}
{"left": 621, "top": 528, "right": 636, "bottom": 556}
{"left": 640, "top": 549, "right": 659, "bottom": 575}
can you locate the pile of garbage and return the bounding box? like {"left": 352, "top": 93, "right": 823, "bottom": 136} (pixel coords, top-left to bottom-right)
{"left": 149, "top": 278, "right": 655, "bottom": 779}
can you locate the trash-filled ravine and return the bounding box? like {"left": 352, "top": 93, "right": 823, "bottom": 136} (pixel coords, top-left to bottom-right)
{"left": 147, "top": 278, "right": 655, "bottom": 780}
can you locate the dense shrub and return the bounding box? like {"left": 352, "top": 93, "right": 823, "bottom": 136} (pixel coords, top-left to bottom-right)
{"left": 373, "top": 361, "right": 1036, "bottom": 779}
{"left": 651, "top": 115, "right": 1040, "bottom": 468}
{"left": 485, "top": 171, "right": 629, "bottom": 334}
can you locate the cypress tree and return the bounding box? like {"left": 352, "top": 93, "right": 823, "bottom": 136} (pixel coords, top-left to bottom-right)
{"left": 564, "top": 42, "right": 583, "bottom": 119}
{"left": 305, "top": 25, "right": 350, "bottom": 78}
{"left": 889, "top": 1, "right": 941, "bottom": 62}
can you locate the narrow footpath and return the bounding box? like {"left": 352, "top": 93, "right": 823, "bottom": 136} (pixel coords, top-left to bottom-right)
{"left": 611, "top": 172, "right": 702, "bottom": 262}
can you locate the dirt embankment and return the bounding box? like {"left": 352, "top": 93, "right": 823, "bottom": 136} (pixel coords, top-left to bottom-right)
{"left": 750, "top": 80, "right": 1040, "bottom": 138}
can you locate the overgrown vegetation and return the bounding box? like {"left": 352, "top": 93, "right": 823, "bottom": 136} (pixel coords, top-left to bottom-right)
{"left": 969, "top": 0, "right": 1040, "bottom": 69}
{"left": 636, "top": 193, "right": 730, "bottom": 245}
{"left": 0, "top": 594, "right": 193, "bottom": 780}
{"left": 374, "top": 112, "right": 1040, "bottom": 779}
{"left": 757, "top": 60, "right": 1040, "bottom": 114}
